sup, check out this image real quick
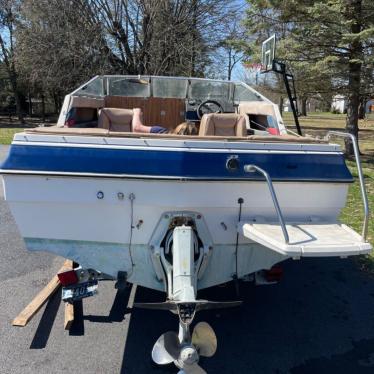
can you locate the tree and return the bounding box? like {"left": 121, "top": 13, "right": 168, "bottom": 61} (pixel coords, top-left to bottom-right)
{"left": 16, "top": 0, "right": 241, "bottom": 88}
{"left": 16, "top": 0, "right": 112, "bottom": 109}
{"left": 243, "top": 1, "right": 335, "bottom": 116}
{"left": 243, "top": 0, "right": 374, "bottom": 154}
{"left": 0, "top": 0, "right": 24, "bottom": 121}
{"left": 87, "top": 0, "right": 240, "bottom": 76}
{"left": 11, "top": 0, "right": 245, "bottom": 117}
{"left": 215, "top": 18, "right": 250, "bottom": 80}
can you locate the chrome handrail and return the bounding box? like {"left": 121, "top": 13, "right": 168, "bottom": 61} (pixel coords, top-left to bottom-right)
{"left": 244, "top": 164, "right": 289, "bottom": 243}
{"left": 327, "top": 131, "right": 370, "bottom": 242}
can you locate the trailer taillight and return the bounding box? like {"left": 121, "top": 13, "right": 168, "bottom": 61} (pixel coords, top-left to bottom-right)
{"left": 265, "top": 265, "right": 283, "bottom": 282}
{"left": 58, "top": 270, "right": 78, "bottom": 286}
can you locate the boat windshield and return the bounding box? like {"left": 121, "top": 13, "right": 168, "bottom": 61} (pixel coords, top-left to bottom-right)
{"left": 73, "top": 76, "right": 263, "bottom": 103}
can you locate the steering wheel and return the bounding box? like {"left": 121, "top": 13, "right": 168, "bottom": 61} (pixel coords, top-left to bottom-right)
{"left": 197, "top": 100, "right": 224, "bottom": 119}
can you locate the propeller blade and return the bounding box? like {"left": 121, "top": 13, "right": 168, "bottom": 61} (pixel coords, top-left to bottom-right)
{"left": 192, "top": 322, "right": 217, "bottom": 357}
{"left": 152, "top": 331, "right": 180, "bottom": 365}
{"left": 181, "top": 363, "right": 207, "bottom": 374}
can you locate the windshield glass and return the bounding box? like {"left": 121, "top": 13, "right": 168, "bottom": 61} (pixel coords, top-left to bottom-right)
{"left": 108, "top": 77, "right": 150, "bottom": 97}
{"left": 72, "top": 76, "right": 264, "bottom": 103}
{"left": 234, "top": 82, "right": 263, "bottom": 102}
{"left": 152, "top": 77, "right": 188, "bottom": 98}
{"left": 188, "top": 80, "right": 232, "bottom": 101}
{"left": 73, "top": 76, "right": 104, "bottom": 97}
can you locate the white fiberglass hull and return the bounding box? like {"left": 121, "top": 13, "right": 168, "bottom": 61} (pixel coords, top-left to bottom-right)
{"left": 2, "top": 174, "right": 349, "bottom": 290}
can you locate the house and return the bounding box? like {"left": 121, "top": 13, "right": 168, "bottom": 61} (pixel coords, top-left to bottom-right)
{"left": 366, "top": 99, "right": 374, "bottom": 113}
{"left": 331, "top": 96, "right": 374, "bottom": 114}
{"left": 331, "top": 95, "right": 347, "bottom": 113}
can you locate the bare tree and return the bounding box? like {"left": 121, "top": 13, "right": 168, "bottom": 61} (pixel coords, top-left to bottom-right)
{"left": 13, "top": 0, "right": 243, "bottom": 113}
{"left": 16, "top": 0, "right": 112, "bottom": 105}
{"left": 216, "top": 17, "right": 250, "bottom": 80}
{"left": 85, "top": 0, "right": 240, "bottom": 76}
{"left": 0, "top": 0, "right": 24, "bottom": 121}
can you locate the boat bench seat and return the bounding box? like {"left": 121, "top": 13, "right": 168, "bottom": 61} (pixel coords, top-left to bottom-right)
{"left": 199, "top": 113, "right": 246, "bottom": 137}
{"left": 98, "top": 108, "right": 133, "bottom": 132}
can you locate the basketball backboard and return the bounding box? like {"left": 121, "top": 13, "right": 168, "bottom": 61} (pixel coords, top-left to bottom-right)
{"left": 261, "top": 34, "right": 276, "bottom": 71}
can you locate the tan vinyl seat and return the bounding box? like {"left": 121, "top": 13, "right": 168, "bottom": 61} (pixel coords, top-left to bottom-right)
{"left": 98, "top": 108, "right": 133, "bottom": 132}
{"left": 237, "top": 102, "right": 277, "bottom": 129}
{"left": 238, "top": 102, "right": 277, "bottom": 117}
{"left": 198, "top": 113, "right": 246, "bottom": 137}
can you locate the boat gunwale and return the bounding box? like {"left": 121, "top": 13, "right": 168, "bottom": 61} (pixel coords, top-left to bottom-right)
{"left": 13, "top": 132, "right": 341, "bottom": 154}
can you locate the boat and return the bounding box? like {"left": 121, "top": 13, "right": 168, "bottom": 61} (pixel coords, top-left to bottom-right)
{"left": 1, "top": 74, "right": 371, "bottom": 373}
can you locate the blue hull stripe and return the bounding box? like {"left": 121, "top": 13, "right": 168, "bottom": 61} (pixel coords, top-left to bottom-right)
{"left": 0, "top": 144, "right": 353, "bottom": 182}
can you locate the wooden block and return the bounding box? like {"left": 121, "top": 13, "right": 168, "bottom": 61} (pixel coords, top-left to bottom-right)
{"left": 62, "top": 259, "right": 74, "bottom": 329}
{"left": 64, "top": 302, "right": 74, "bottom": 330}
{"left": 12, "top": 259, "right": 73, "bottom": 327}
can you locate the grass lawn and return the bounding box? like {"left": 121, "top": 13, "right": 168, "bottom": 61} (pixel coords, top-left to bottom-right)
{"left": 0, "top": 127, "right": 24, "bottom": 145}
{"left": 0, "top": 115, "right": 56, "bottom": 144}
{"left": 284, "top": 112, "right": 374, "bottom": 272}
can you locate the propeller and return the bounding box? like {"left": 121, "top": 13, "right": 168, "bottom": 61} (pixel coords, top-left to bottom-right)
{"left": 192, "top": 322, "right": 217, "bottom": 357}
{"left": 152, "top": 331, "right": 180, "bottom": 365}
{"left": 152, "top": 322, "right": 217, "bottom": 373}
{"left": 177, "top": 364, "right": 207, "bottom": 374}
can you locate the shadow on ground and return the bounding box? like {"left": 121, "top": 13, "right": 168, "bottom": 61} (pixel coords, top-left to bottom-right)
{"left": 30, "top": 291, "right": 62, "bottom": 349}
{"left": 120, "top": 258, "right": 374, "bottom": 374}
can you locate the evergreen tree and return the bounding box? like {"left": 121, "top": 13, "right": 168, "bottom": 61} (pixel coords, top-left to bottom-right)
{"left": 0, "top": 0, "right": 24, "bottom": 122}
{"left": 244, "top": 0, "right": 374, "bottom": 153}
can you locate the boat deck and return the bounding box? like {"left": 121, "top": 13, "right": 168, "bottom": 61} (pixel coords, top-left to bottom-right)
{"left": 240, "top": 221, "right": 371, "bottom": 257}
{"left": 24, "top": 126, "right": 327, "bottom": 143}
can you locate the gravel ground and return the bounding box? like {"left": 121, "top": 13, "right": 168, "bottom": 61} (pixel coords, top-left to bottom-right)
{"left": 0, "top": 145, "right": 374, "bottom": 374}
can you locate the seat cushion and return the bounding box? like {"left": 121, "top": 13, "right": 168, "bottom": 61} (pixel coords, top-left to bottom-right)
{"left": 98, "top": 108, "right": 133, "bottom": 132}
{"left": 238, "top": 102, "right": 276, "bottom": 117}
{"left": 199, "top": 113, "right": 246, "bottom": 137}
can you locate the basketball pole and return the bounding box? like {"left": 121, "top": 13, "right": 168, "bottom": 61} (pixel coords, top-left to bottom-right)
{"left": 261, "top": 34, "right": 303, "bottom": 136}
{"left": 272, "top": 60, "right": 302, "bottom": 136}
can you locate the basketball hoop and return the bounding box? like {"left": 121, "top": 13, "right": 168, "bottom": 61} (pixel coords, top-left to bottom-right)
{"left": 259, "top": 34, "right": 302, "bottom": 135}
{"left": 261, "top": 35, "right": 276, "bottom": 72}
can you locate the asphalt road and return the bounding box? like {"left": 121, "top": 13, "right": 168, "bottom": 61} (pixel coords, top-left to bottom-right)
{"left": 0, "top": 144, "right": 374, "bottom": 373}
